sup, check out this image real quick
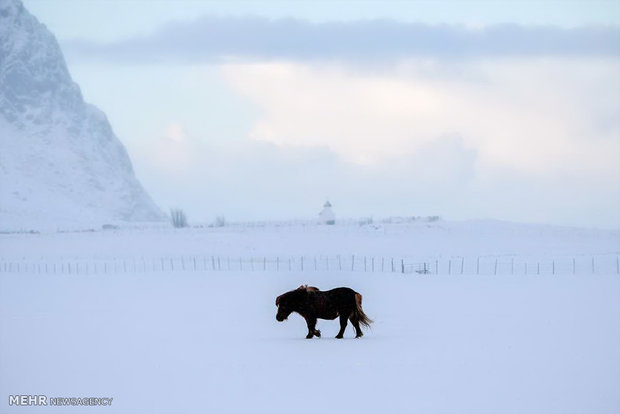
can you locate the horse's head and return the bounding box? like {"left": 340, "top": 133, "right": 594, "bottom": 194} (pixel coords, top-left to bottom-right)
{"left": 275, "top": 286, "right": 319, "bottom": 322}
{"left": 275, "top": 288, "right": 305, "bottom": 321}
{"left": 275, "top": 293, "right": 293, "bottom": 321}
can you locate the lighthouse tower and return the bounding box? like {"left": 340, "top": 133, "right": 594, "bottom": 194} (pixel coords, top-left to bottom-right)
{"left": 319, "top": 201, "right": 336, "bottom": 225}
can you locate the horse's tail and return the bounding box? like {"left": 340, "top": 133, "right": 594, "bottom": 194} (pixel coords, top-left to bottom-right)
{"left": 354, "top": 293, "right": 373, "bottom": 328}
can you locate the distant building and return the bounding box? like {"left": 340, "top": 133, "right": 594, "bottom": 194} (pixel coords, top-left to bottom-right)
{"left": 319, "top": 201, "right": 335, "bottom": 225}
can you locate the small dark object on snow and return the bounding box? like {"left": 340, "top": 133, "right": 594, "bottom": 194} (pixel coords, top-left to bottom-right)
{"left": 275, "top": 285, "right": 372, "bottom": 339}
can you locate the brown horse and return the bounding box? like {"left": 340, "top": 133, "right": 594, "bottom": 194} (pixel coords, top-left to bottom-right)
{"left": 275, "top": 285, "right": 372, "bottom": 339}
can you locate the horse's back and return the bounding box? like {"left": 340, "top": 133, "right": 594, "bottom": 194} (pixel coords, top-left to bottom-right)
{"left": 325, "top": 287, "right": 356, "bottom": 295}
{"left": 323, "top": 287, "right": 358, "bottom": 308}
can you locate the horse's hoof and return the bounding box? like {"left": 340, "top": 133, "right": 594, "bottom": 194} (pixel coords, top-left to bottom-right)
{"left": 314, "top": 330, "right": 321, "bottom": 337}
{"left": 335, "top": 335, "right": 343, "bottom": 339}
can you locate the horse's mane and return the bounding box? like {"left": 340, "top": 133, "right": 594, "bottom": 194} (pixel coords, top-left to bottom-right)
{"left": 298, "top": 284, "right": 320, "bottom": 293}
{"left": 276, "top": 285, "right": 320, "bottom": 306}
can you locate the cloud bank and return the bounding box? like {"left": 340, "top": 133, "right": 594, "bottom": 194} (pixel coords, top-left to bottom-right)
{"left": 60, "top": 15, "right": 620, "bottom": 227}
{"left": 116, "top": 57, "right": 618, "bottom": 227}
{"left": 64, "top": 17, "right": 620, "bottom": 63}
{"left": 221, "top": 59, "right": 619, "bottom": 174}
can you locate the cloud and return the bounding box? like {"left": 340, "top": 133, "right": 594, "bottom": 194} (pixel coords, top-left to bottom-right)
{"left": 63, "top": 17, "right": 620, "bottom": 63}
{"left": 128, "top": 123, "right": 619, "bottom": 227}
{"left": 165, "top": 123, "right": 187, "bottom": 142}
{"left": 220, "top": 58, "right": 620, "bottom": 179}
{"left": 61, "top": 15, "right": 619, "bottom": 227}
{"left": 117, "top": 56, "right": 618, "bottom": 227}
{"left": 147, "top": 123, "right": 196, "bottom": 174}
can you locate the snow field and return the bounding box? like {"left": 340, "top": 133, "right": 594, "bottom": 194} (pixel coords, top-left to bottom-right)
{"left": 1, "top": 269, "right": 619, "bottom": 414}
{"left": 1, "top": 221, "right": 618, "bottom": 413}
{"left": 2, "top": 220, "right": 619, "bottom": 260}
{"left": 2, "top": 221, "right": 619, "bottom": 281}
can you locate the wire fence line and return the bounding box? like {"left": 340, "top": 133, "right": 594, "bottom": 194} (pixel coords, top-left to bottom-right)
{"left": 0, "top": 254, "right": 619, "bottom": 276}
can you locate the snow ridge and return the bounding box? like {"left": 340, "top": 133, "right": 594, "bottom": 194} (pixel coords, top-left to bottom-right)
{"left": 0, "top": 0, "right": 165, "bottom": 230}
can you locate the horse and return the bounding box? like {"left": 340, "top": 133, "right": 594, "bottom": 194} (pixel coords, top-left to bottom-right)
{"left": 275, "top": 285, "right": 373, "bottom": 339}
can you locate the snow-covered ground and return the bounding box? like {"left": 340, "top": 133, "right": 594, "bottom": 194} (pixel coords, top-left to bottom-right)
{"left": 1, "top": 221, "right": 619, "bottom": 413}
{"left": 2, "top": 219, "right": 619, "bottom": 260}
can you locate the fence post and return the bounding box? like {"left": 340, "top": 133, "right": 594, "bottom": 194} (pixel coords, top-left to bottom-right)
{"left": 23, "top": 253, "right": 609, "bottom": 277}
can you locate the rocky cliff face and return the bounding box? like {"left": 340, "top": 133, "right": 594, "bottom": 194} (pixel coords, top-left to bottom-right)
{"left": 0, "top": 0, "right": 165, "bottom": 230}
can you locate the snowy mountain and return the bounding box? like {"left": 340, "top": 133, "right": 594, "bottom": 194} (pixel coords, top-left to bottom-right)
{"left": 0, "top": 0, "right": 165, "bottom": 230}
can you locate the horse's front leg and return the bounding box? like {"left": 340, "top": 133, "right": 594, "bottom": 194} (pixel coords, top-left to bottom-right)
{"left": 304, "top": 316, "right": 321, "bottom": 339}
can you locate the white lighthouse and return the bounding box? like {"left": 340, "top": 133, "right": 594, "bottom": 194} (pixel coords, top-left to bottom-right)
{"left": 319, "top": 201, "right": 335, "bottom": 225}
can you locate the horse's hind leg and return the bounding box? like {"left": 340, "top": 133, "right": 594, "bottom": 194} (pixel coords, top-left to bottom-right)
{"left": 350, "top": 314, "right": 363, "bottom": 338}
{"left": 335, "top": 314, "right": 348, "bottom": 339}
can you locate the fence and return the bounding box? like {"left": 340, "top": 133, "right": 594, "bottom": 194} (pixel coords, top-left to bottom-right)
{"left": 0, "top": 255, "right": 618, "bottom": 275}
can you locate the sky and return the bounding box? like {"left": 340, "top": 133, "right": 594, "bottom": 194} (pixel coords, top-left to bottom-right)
{"left": 23, "top": 0, "right": 620, "bottom": 228}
